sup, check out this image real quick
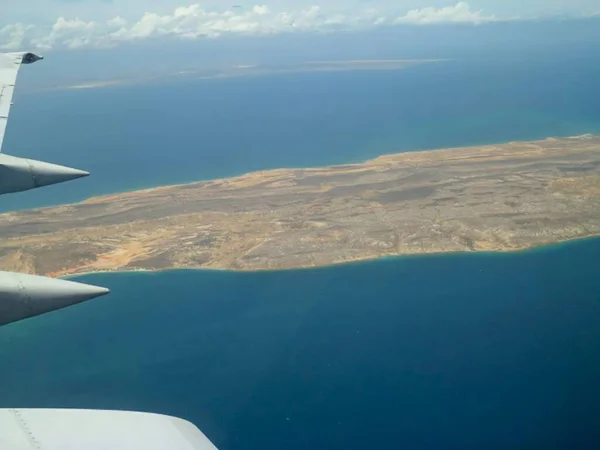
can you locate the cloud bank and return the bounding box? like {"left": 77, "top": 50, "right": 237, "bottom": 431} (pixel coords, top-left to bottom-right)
{"left": 394, "top": 2, "right": 495, "bottom": 25}
{"left": 1, "top": 2, "right": 502, "bottom": 51}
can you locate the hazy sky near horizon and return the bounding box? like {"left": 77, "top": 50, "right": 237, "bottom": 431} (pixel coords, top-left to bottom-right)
{"left": 1, "top": 1, "right": 599, "bottom": 52}
{"left": 3, "top": 0, "right": 599, "bottom": 19}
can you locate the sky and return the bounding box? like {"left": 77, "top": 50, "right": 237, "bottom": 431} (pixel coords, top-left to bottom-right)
{"left": 1, "top": 1, "right": 599, "bottom": 52}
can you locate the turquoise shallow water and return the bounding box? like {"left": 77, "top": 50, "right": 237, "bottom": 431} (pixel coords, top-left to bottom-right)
{"left": 1, "top": 237, "right": 600, "bottom": 449}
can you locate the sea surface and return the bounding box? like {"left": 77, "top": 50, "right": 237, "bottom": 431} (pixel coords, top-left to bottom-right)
{"left": 0, "top": 46, "right": 600, "bottom": 449}
{"left": 1, "top": 238, "right": 600, "bottom": 449}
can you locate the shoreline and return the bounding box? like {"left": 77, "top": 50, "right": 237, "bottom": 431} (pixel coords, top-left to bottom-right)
{"left": 31, "top": 133, "right": 600, "bottom": 211}
{"left": 3, "top": 133, "right": 599, "bottom": 278}
{"left": 61, "top": 233, "right": 600, "bottom": 280}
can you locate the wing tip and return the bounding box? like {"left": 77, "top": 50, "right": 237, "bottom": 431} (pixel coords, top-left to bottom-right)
{"left": 2, "top": 51, "right": 44, "bottom": 64}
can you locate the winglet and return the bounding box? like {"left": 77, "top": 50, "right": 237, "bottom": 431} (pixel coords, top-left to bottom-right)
{"left": 20, "top": 52, "right": 43, "bottom": 65}
{"left": 0, "top": 52, "right": 45, "bottom": 153}
{"left": 4, "top": 52, "right": 44, "bottom": 65}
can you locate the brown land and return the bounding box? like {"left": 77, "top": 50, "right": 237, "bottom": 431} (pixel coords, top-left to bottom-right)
{"left": 0, "top": 135, "right": 599, "bottom": 277}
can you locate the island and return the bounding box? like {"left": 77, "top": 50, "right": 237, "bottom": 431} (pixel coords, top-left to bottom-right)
{"left": 56, "top": 59, "right": 446, "bottom": 91}
{"left": 0, "top": 134, "right": 599, "bottom": 277}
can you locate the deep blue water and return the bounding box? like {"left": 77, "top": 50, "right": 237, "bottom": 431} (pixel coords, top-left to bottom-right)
{"left": 1, "top": 238, "right": 600, "bottom": 449}
{"left": 1, "top": 40, "right": 600, "bottom": 449}
{"left": 3, "top": 53, "right": 600, "bottom": 211}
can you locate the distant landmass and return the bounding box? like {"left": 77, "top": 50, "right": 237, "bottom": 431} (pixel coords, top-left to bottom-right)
{"left": 0, "top": 134, "right": 599, "bottom": 277}
{"left": 193, "top": 59, "right": 447, "bottom": 80}
{"left": 55, "top": 59, "right": 445, "bottom": 91}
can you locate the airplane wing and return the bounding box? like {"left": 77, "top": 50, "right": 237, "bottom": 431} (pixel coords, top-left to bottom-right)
{"left": 0, "top": 408, "right": 219, "bottom": 449}
{"left": 0, "top": 53, "right": 218, "bottom": 449}
{"left": 0, "top": 52, "right": 43, "bottom": 153}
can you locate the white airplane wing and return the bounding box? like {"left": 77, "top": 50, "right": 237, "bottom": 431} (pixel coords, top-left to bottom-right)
{"left": 0, "top": 408, "right": 219, "bottom": 449}
{"left": 0, "top": 53, "right": 219, "bottom": 449}
{"left": 0, "top": 52, "right": 43, "bottom": 153}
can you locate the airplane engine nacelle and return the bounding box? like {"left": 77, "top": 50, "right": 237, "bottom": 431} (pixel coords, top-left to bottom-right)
{"left": 0, "top": 271, "right": 110, "bottom": 326}
{"left": 0, "top": 153, "right": 88, "bottom": 195}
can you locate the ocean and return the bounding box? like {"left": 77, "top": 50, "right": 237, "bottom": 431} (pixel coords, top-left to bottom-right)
{"left": 1, "top": 238, "right": 600, "bottom": 449}
{"left": 0, "top": 46, "right": 600, "bottom": 449}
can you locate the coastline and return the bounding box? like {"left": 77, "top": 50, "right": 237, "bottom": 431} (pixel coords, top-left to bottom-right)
{"left": 2, "top": 134, "right": 599, "bottom": 279}
{"left": 61, "top": 233, "right": 600, "bottom": 281}
{"left": 66, "top": 133, "right": 599, "bottom": 209}
{"left": 14, "top": 131, "right": 599, "bottom": 214}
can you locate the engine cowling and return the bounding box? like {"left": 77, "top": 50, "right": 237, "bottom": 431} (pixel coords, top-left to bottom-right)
{"left": 0, "top": 153, "right": 89, "bottom": 195}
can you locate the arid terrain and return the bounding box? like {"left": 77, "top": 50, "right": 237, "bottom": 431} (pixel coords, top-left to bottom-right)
{"left": 0, "top": 134, "right": 599, "bottom": 277}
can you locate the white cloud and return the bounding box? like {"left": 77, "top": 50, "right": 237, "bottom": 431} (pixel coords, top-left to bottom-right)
{"left": 253, "top": 5, "right": 270, "bottom": 16}
{"left": 107, "top": 16, "right": 127, "bottom": 28}
{"left": 0, "top": 23, "right": 34, "bottom": 50}
{"left": 31, "top": 17, "right": 102, "bottom": 49}
{"left": 394, "top": 2, "right": 496, "bottom": 25}
{"left": 0, "top": 2, "right": 507, "bottom": 51}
